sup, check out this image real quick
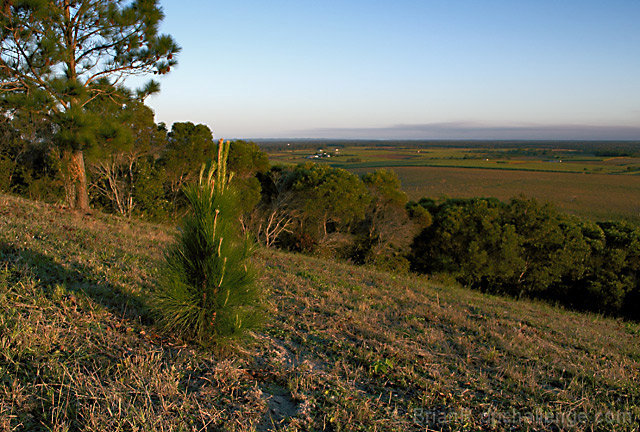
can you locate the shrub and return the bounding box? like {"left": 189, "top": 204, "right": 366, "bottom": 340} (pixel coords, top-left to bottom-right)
{"left": 153, "top": 140, "right": 262, "bottom": 346}
{"left": 133, "top": 158, "right": 171, "bottom": 222}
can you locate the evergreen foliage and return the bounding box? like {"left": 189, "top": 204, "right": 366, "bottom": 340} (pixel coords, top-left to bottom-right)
{"left": 353, "top": 169, "right": 416, "bottom": 271}
{"left": 409, "top": 197, "right": 640, "bottom": 319}
{"left": 86, "top": 90, "right": 167, "bottom": 217}
{"left": 154, "top": 140, "right": 261, "bottom": 345}
{"left": 284, "top": 163, "right": 371, "bottom": 245}
{"left": 0, "top": 0, "right": 179, "bottom": 210}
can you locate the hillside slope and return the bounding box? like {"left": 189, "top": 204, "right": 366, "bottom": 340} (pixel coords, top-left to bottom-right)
{"left": 1, "top": 194, "right": 639, "bottom": 431}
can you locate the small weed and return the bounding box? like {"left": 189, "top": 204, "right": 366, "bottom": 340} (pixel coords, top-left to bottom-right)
{"left": 295, "top": 270, "right": 320, "bottom": 282}
{"left": 371, "top": 358, "right": 394, "bottom": 375}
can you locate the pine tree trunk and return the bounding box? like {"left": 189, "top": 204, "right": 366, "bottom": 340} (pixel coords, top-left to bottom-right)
{"left": 73, "top": 149, "right": 90, "bottom": 211}
{"left": 64, "top": 149, "right": 90, "bottom": 211}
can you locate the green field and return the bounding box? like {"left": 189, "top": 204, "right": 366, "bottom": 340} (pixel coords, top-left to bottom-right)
{"left": 2, "top": 194, "right": 639, "bottom": 430}
{"left": 265, "top": 144, "right": 640, "bottom": 223}
{"left": 268, "top": 145, "right": 640, "bottom": 175}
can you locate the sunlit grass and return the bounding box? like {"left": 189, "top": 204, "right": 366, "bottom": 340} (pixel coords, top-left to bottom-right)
{"left": 1, "top": 194, "right": 638, "bottom": 431}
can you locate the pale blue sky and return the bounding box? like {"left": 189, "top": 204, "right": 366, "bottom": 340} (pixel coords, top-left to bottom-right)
{"left": 142, "top": 0, "right": 640, "bottom": 139}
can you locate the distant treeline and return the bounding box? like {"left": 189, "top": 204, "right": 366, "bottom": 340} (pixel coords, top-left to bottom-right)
{"left": 2, "top": 112, "right": 638, "bottom": 321}
{"left": 256, "top": 139, "right": 640, "bottom": 156}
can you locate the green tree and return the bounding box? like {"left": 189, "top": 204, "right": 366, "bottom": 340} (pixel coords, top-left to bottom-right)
{"left": 410, "top": 197, "right": 592, "bottom": 299}
{"left": 228, "top": 140, "right": 269, "bottom": 179}
{"left": 410, "top": 198, "right": 522, "bottom": 290}
{"left": 358, "top": 169, "right": 416, "bottom": 271}
{"left": 87, "top": 92, "right": 166, "bottom": 217}
{"left": 362, "top": 169, "right": 407, "bottom": 207}
{"left": 0, "top": 110, "right": 61, "bottom": 199}
{"left": 0, "top": 0, "right": 179, "bottom": 210}
{"left": 0, "top": 112, "right": 26, "bottom": 191}
{"left": 503, "top": 198, "right": 590, "bottom": 298}
{"left": 584, "top": 221, "right": 640, "bottom": 316}
{"left": 131, "top": 155, "right": 169, "bottom": 220}
{"left": 161, "top": 122, "right": 213, "bottom": 209}
{"left": 285, "top": 163, "right": 371, "bottom": 244}
{"left": 544, "top": 220, "right": 640, "bottom": 317}
{"left": 227, "top": 140, "right": 270, "bottom": 227}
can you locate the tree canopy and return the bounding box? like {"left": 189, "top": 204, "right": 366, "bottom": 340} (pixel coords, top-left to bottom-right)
{"left": 285, "top": 163, "right": 371, "bottom": 239}
{"left": 0, "top": 0, "right": 179, "bottom": 209}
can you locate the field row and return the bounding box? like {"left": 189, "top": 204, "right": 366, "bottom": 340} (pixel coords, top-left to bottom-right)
{"left": 267, "top": 146, "right": 640, "bottom": 175}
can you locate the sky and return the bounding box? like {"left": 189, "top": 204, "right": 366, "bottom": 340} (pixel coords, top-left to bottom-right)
{"left": 141, "top": 0, "right": 640, "bottom": 140}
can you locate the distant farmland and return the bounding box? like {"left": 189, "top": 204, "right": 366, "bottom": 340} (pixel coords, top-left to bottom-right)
{"left": 352, "top": 166, "right": 640, "bottom": 223}
{"left": 264, "top": 143, "right": 640, "bottom": 223}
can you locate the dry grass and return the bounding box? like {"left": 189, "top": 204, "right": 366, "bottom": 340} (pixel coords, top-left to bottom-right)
{"left": 1, "top": 194, "right": 639, "bottom": 431}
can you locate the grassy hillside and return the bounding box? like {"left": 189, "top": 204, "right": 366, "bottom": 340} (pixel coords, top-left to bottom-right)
{"left": 1, "top": 194, "right": 639, "bottom": 431}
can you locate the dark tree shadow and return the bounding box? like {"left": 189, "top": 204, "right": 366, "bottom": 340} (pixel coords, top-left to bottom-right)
{"left": 0, "top": 240, "right": 152, "bottom": 323}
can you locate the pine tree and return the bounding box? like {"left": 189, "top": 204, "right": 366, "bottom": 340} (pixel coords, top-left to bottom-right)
{"left": 154, "top": 139, "right": 262, "bottom": 346}
{"left": 0, "top": 0, "right": 179, "bottom": 210}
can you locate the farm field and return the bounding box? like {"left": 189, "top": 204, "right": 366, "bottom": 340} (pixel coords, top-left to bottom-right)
{"left": 264, "top": 143, "right": 640, "bottom": 223}
{"left": 266, "top": 145, "right": 640, "bottom": 175}
{"left": 355, "top": 166, "right": 640, "bottom": 224}
{"left": 2, "top": 194, "right": 639, "bottom": 430}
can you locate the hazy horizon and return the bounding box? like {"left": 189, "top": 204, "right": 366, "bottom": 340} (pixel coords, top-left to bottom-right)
{"left": 261, "top": 123, "right": 640, "bottom": 141}
{"left": 144, "top": 1, "right": 640, "bottom": 140}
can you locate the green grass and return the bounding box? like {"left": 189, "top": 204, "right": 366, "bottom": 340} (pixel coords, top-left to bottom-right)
{"left": 1, "top": 194, "right": 639, "bottom": 431}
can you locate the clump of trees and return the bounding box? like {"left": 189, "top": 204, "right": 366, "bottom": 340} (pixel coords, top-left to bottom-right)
{"left": 0, "top": 0, "right": 179, "bottom": 211}
{"left": 86, "top": 92, "right": 168, "bottom": 218}
{"left": 0, "top": 113, "right": 271, "bottom": 222}
{"left": 409, "top": 197, "right": 640, "bottom": 320}
{"left": 252, "top": 164, "right": 429, "bottom": 270}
